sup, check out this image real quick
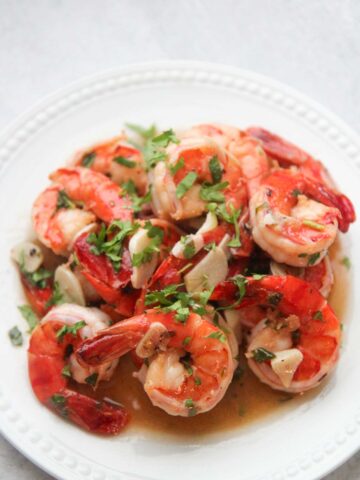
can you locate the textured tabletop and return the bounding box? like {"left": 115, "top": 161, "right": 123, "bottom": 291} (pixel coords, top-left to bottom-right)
{"left": 0, "top": 1, "right": 359, "bottom": 478}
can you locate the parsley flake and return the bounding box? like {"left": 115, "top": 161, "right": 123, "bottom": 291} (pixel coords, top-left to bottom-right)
{"left": 252, "top": 347, "right": 275, "bottom": 362}
{"left": 18, "top": 305, "right": 38, "bottom": 332}
{"left": 114, "top": 156, "right": 136, "bottom": 168}
{"left": 176, "top": 172, "right": 198, "bottom": 199}
{"left": 8, "top": 326, "right": 23, "bottom": 346}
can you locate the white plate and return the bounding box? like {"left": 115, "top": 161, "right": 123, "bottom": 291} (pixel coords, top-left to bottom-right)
{"left": 0, "top": 61, "right": 359, "bottom": 480}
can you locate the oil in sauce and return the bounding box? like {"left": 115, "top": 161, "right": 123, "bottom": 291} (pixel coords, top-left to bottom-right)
{"left": 73, "top": 240, "right": 349, "bottom": 438}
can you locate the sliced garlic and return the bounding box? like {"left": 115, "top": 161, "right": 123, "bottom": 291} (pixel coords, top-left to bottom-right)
{"left": 171, "top": 234, "right": 204, "bottom": 259}
{"left": 135, "top": 322, "right": 169, "bottom": 358}
{"left": 54, "top": 264, "right": 86, "bottom": 306}
{"left": 11, "top": 241, "right": 44, "bottom": 273}
{"left": 129, "top": 228, "right": 158, "bottom": 289}
{"left": 184, "top": 246, "right": 228, "bottom": 293}
{"left": 270, "top": 348, "right": 304, "bottom": 388}
{"left": 197, "top": 211, "right": 218, "bottom": 234}
{"left": 224, "top": 309, "right": 243, "bottom": 345}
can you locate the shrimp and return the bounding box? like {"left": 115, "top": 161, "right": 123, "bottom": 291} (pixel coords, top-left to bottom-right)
{"left": 73, "top": 219, "right": 181, "bottom": 316}
{"left": 76, "top": 309, "right": 236, "bottom": 416}
{"left": 73, "top": 135, "right": 148, "bottom": 195}
{"left": 28, "top": 303, "right": 128, "bottom": 434}
{"left": 183, "top": 123, "right": 270, "bottom": 195}
{"left": 32, "top": 184, "right": 96, "bottom": 256}
{"left": 50, "top": 167, "right": 133, "bottom": 224}
{"left": 270, "top": 255, "right": 334, "bottom": 298}
{"left": 249, "top": 169, "right": 341, "bottom": 266}
{"left": 150, "top": 136, "right": 247, "bottom": 220}
{"left": 246, "top": 126, "right": 356, "bottom": 232}
{"left": 212, "top": 275, "right": 340, "bottom": 393}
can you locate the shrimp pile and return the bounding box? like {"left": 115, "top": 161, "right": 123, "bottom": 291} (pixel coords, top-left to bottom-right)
{"left": 10, "top": 123, "right": 355, "bottom": 435}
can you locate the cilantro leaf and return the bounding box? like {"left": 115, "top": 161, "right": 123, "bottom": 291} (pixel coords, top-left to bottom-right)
{"left": 45, "top": 281, "right": 64, "bottom": 308}
{"left": 56, "top": 190, "right": 76, "bottom": 210}
{"left": 252, "top": 347, "right": 275, "bottom": 362}
{"left": 151, "top": 129, "right": 179, "bottom": 148}
{"left": 18, "top": 305, "right": 38, "bottom": 332}
{"left": 176, "top": 172, "right": 198, "bottom": 199}
{"left": 8, "top": 326, "right": 23, "bottom": 346}
{"left": 81, "top": 151, "right": 96, "bottom": 168}
{"left": 209, "top": 155, "right": 222, "bottom": 183}
{"left": 114, "top": 156, "right": 136, "bottom": 168}
{"left": 56, "top": 320, "right": 86, "bottom": 342}
{"left": 200, "top": 181, "right": 228, "bottom": 203}
{"left": 170, "top": 157, "right": 185, "bottom": 176}
{"left": 207, "top": 331, "right": 227, "bottom": 343}
{"left": 125, "top": 123, "right": 157, "bottom": 141}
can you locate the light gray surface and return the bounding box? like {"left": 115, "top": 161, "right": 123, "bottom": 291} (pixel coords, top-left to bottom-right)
{"left": 0, "top": 1, "right": 359, "bottom": 478}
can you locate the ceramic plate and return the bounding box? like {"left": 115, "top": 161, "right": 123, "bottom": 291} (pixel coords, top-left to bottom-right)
{"left": 0, "top": 61, "right": 359, "bottom": 480}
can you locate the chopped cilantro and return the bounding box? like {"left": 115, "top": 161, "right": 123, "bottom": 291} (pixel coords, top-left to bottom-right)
{"left": 151, "top": 129, "right": 179, "bottom": 148}
{"left": 114, "top": 156, "right": 136, "bottom": 168}
{"left": 56, "top": 190, "right": 76, "bottom": 210}
{"left": 200, "top": 181, "right": 229, "bottom": 203}
{"left": 45, "top": 281, "right": 64, "bottom": 308}
{"left": 8, "top": 326, "right": 23, "bottom": 346}
{"left": 292, "top": 188, "right": 301, "bottom": 197}
{"left": 209, "top": 155, "right": 222, "bottom": 183}
{"left": 219, "top": 275, "right": 247, "bottom": 310}
{"left": 252, "top": 273, "right": 267, "bottom": 280}
{"left": 170, "top": 157, "right": 185, "bottom": 176}
{"left": 194, "top": 376, "right": 202, "bottom": 386}
{"left": 56, "top": 320, "right": 86, "bottom": 342}
{"left": 341, "top": 256, "right": 351, "bottom": 269}
{"left": 81, "top": 151, "right": 96, "bottom": 168}
{"left": 252, "top": 347, "right": 275, "bottom": 362}
{"left": 307, "top": 252, "right": 321, "bottom": 266}
{"left": 180, "top": 236, "right": 196, "bottom": 259}
{"left": 18, "top": 305, "right": 38, "bottom": 332}
{"left": 183, "top": 336, "right": 191, "bottom": 346}
{"left": 207, "top": 331, "right": 227, "bottom": 343}
{"left": 61, "top": 365, "right": 72, "bottom": 378}
{"left": 313, "top": 310, "right": 323, "bottom": 321}
{"left": 85, "top": 373, "right": 98, "bottom": 387}
{"left": 184, "top": 398, "right": 197, "bottom": 416}
{"left": 126, "top": 123, "right": 157, "bottom": 141}
{"left": 176, "top": 172, "right": 198, "bottom": 199}
{"left": 21, "top": 266, "right": 52, "bottom": 289}
{"left": 204, "top": 241, "right": 216, "bottom": 252}
{"left": 51, "top": 394, "right": 66, "bottom": 407}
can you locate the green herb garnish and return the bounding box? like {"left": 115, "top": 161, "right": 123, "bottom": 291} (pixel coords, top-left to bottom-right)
{"left": 81, "top": 151, "right": 96, "bottom": 168}
{"left": 18, "top": 305, "right": 38, "bottom": 332}
{"left": 8, "top": 326, "right": 23, "bottom": 346}
{"left": 176, "top": 172, "right": 198, "bottom": 199}
{"left": 252, "top": 347, "right": 276, "bottom": 363}
{"left": 56, "top": 320, "right": 86, "bottom": 342}
{"left": 209, "top": 155, "right": 222, "bottom": 183}
{"left": 114, "top": 156, "right": 136, "bottom": 168}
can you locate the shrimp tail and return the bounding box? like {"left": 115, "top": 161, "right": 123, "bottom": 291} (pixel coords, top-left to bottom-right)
{"left": 48, "top": 389, "right": 129, "bottom": 435}
{"left": 304, "top": 179, "right": 355, "bottom": 232}
{"left": 77, "top": 315, "right": 150, "bottom": 366}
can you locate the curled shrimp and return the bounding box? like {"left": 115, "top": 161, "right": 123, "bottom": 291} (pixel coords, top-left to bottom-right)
{"left": 73, "top": 219, "right": 181, "bottom": 317}
{"left": 73, "top": 135, "right": 148, "bottom": 195}
{"left": 150, "top": 136, "right": 247, "bottom": 220}
{"left": 250, "top": 169, "right": 341, "bottom": 266}
{"left": 32, "top": 184, "right": 96, "bottom": 255}
{"left": 212, "top": 275, "right": 340, "bottom": 393}
{"left": 76, "top": 309, "right": 236, "bottom": 416}
{"left": 28, "top": 303, "right": 128, "bottom": 434}
{"left": 183, "top": 123, "right": 270, "bottom": 195}
{"left": 246, "top": 126, "right": 356, "bottom": 232}
{"left": 50, "top": 167, "right": 133, "bottom": 224}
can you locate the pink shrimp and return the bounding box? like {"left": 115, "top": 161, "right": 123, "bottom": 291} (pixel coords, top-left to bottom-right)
{"left": 73, "top": 135, "right": 148, "bottom": 195}
{"left": 211, "top": 275, "right": 340, "bottom": 393}
{"left": 250, "top": 169, "right": 341, "bottom": 266}
{"left": 28, "top": 304, "right": 129, "bottom": 434}
{"left": 246, "top": 126, "right": 356, "bottom": 232}
{"left": 76, "top": 309, "right": 236, "bottom": 416}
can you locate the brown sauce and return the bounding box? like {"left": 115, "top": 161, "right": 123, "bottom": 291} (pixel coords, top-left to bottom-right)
{"left": 73, "top": 240, "right": 349, "bottom": 439}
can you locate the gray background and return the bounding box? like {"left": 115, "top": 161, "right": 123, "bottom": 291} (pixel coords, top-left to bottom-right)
{"left": 0, "top": 0, "right": 359, "bottom": 478}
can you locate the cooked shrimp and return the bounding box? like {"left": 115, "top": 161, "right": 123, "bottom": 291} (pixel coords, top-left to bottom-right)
{"left": 246, "top": 126, "right": 356, "bottom": 232}
{"left": 212, "top": 275, "right": 340, "bottom": 393}
{"left": 183, "top": 124, "right": 270, "bottom": 195}
{"left": 77, "top": 309, "right": 236, "bottom": 416}
{"left": 73, "top": 135, "right": 148, "bottom": 195}
{"left": 32, "top": 184, "right": 96, "bottom": 255}
{"left": 150, "top": 136, "right": 247, "bottom": 220}
{"left": 250, "top": 169, "right": 340, "bottom": 266}
{"left": 28, "top": 303, "right": 128, "bottom": 434}
{"left": 270, "top": 255, "right": 334, "bottom": 298}
{"left": 73, "top": 219, "right": 181, "bottom": 316}
{"left": 50, "top": 167, "right": 133, "bottom": 224}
